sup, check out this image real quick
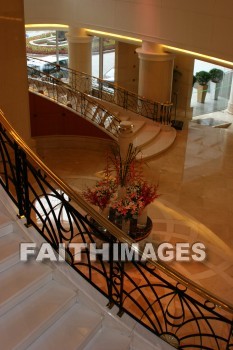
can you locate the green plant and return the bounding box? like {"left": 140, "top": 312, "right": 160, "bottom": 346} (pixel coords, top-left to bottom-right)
{"left": 195, "top": 71, "right": 211, "bottom": 86}
{"left": 209, "top": 68, "right": 224, "bottom": 83}
{"left": 193, "top": 75, "right": 197, "bottom": 86}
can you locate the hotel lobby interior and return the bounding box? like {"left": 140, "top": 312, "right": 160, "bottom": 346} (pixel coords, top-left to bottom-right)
{"left": 0, "top": 1, "right": 233, "bottom": 349}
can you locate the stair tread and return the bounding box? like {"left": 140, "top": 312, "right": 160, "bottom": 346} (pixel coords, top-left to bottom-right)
{"left": 133, "top": 124, "right": 161, "bottom": 148}
{"left": 84, "top": 327, "right": 131, "bottom": 350}
{"left": 0, "top": 213, "right": 13, "bottom": 236}
{"left": 0, "top": 232, "right": 22, "bottom": 265}
{"left": 0, "top": 261, "right": 52, "bottom": 316}
{"left": 0, "top": 213, "right": 12, "bottom": 227}
{"left": 137, "top": 128, "right": 176, "bottom": 160}
{"left": 27, "top": 304, "right": 102, "bottom": 350}
{"left": 0, "top": 280, "right": 76, "bottom": 350}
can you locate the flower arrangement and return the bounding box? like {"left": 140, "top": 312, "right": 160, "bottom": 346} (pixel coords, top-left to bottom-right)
{"left": 107, "top": 143, "right": 141, "bottom": 187}
{"left": 82, "top": 178, "right": 117, "bottom": 211}
{"left": 127, "top": 180, "right": 159, "bottom": 208}
{"left": 111, "top": 195, "right": 144, "bottom": 220}
{"left": 82, "top": 143, "right": 160, "bottom": 234}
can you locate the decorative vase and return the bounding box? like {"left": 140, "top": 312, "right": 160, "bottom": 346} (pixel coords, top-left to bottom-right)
{"left": 210, "top": 81, "right": 221, "bottom": 100}
{"left": 129, "top": 216, "right": 138, "bottom": 239}
{"left": 197, "top": 84, "right": 208, "bottom": 103}
{"left": 137, "top": 207, "right": 148, "bottom": 228}
{"left": 108, "top": 207, "right": 115, "bottom": 222}
{"left": 114, "top": 211, "right": 122, "bottom": 228}
{"left": 122, "top": 218, "right": 130, "bottom": 234}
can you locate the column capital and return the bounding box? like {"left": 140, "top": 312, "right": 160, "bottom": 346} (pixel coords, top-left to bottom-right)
{"left": 66, "top": 34, "right": 92, "bottom": 44}
{"left": 66, "top": 27, "right": 92, "bottom": 44}
{"left": 136, "top": 41, "right": 175, "bottom": 62}
{"left": 136, "top": 48, "right": 175, "bottom": 62}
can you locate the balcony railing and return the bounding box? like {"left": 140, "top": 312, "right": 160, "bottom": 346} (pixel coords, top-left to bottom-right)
{"left": 0, "top": 110, "right": 232, "bottom": 349}
{"left": 27, "top": 67, "right": 121, "bottom": 139}
{"left": 27, "top": 56, "right": 173, "bottom": 125}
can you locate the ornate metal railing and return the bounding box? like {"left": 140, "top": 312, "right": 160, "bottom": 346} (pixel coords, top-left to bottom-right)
{"left": 27, "top": 56, "right": 173, "bottom": 125}
{"left": 0, "top": 111, "right": 232, "bottom": 349}
{"left": 27, "top": 66, "right": 121, "bottom": 139}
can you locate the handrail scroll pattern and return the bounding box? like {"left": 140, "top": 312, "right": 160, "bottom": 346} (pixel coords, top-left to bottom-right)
{"left": 0, "top": 110, "right": 232, "bottom": 349}
{"left": 27, "top": 56, "right": 173, "bottom": 125}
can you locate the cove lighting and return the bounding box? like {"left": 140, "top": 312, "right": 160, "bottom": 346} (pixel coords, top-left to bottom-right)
{"left": 163, "top": 45, "right": 233, "bottom": 67}
{"left": 25, "top": 24, "right": 69, "bottom": 29}
{"left": 86, "top": 29, "right": 142, "bottom": 43}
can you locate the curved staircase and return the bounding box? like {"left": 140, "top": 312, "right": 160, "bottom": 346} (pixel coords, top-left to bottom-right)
{"left": 91, "top": 97, "right": 177, "bottom": 160}
{"left": 27, "top": 57, "right": 177, "bottom": 160}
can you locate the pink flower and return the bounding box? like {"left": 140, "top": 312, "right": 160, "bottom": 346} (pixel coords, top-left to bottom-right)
{"left": 82, "top": 178, "right": 117, "bottom": 210}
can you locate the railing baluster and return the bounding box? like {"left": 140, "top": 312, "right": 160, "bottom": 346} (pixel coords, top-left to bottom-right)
{"left": 117, "top": 261, "right": 125, "bottom": 317}
{"left": 27, "top": 55, "right": 176, "bottom": 123}
{"left": 14, "top": 143, "right": 25, "bottom": 218}
{"left": 21, "top": 150, "right": 31, "bottom": 227}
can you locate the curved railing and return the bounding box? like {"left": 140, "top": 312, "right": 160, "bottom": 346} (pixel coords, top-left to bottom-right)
{"left": 27, "top": 66, "right": 121, "bottom": 139}
{"left": 0, "top": 110, "right": 232, "bottom": 349}
{"left": 27, "top": 56, "right": 173, "bottom": 125}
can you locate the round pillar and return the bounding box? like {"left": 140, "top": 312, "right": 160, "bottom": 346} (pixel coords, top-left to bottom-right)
{"left": 66, "top": 27, "right": 92, "bottom": 74}
{"left": 227, "top": 77, "right": 233, "bottom": 114}
{"left": 66, "top": 27, "right": 92, "bottom": 92}
{"left": 136, "top": 42, "right": 175, "bottom": 102}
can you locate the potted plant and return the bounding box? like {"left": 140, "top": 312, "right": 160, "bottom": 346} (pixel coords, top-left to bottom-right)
{"left": 195, "top": 71, "right": 211, "bottom": 103}
{"left": 209, "top": 68, "right": 224, "bottom": 100}
{"left": 193, "top": 75, "right": 197, "bottom": 87}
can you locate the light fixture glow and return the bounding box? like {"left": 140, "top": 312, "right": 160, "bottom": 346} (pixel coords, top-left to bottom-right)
{"left": 25, "top": 24, "right": 69, "bottom": 29}
{"left": 163, "top": 45, "right": 233, "bottom": 66}
{"left": 86, "top": 29, "right": 142, "bottom": 43}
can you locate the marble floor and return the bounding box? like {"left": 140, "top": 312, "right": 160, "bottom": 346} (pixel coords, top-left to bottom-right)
{"left": 36, "top": 108, "right": 233, "bottom": 307}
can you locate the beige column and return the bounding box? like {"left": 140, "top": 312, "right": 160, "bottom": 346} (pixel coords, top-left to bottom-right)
{"left": 66, "top": 27, "right": 92, "bottom": 74}
{"left": 136, "top": 42, "right": 175, "bottom": 102}
{"left": 66, "top": 27, "right": 92, "bottom": 93}
{"left": 0, "top": 0, "right": 31, "bottom": 144}
{"left": 227, "top": 76, "right": 233, "bottom": 114}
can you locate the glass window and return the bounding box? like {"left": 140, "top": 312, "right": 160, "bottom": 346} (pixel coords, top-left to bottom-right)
{"left": 91, "top": 36, "right": 115, "bottom": 81}
{"left": 92, "top": 36, "right": 100, "bottom": 78}
{"left": 103, "top": 38, "right": 115, "bottom": 82}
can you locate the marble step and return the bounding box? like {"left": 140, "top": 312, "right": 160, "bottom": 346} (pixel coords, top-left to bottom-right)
{"left": 27, "top": 304, "right": 102, "bottom": 350}
{"left": 0, "top": 213, "right": 14, "bottom": 237}
{"left": 0, "top": 261, "right": 52, "bottom": 317}
{"left": 133, "top": 124, "right": 161, "bottom": 149}
{"left": 0, "top": 232, "right": 23, "bottom": 272}
{"left": 84, "top": 327, "right": 131, "bottom": 350}
{"left": 130, "top": 119, "right": 146, "bottom": 135}
{"left": 137, "top": 127, "right": 176, "bottom": 160}
{"left": 0, "top": 280, "right": 76, "bottom": 350}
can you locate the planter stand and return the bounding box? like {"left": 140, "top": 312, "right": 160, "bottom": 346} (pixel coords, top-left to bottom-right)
{"left": 197, "top": 84, "right": 208, "bottom": 103}
{"left": 210, "top": 81, "right": 221, "bottom": 100}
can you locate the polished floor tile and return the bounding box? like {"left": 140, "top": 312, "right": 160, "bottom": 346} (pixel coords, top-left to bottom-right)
{"left": 37, "top": 109, "right": 233, "bottom": 306}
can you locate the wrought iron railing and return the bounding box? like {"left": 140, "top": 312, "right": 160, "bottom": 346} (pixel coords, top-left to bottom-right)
{"left": 27, "top": 66, "right": 121, "bottom": 139}
{"left": 0, "top": 110, "right": 232, "bottom": 349}
{"left": 27, "top": 56, "right": 173, "bottom": 125}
